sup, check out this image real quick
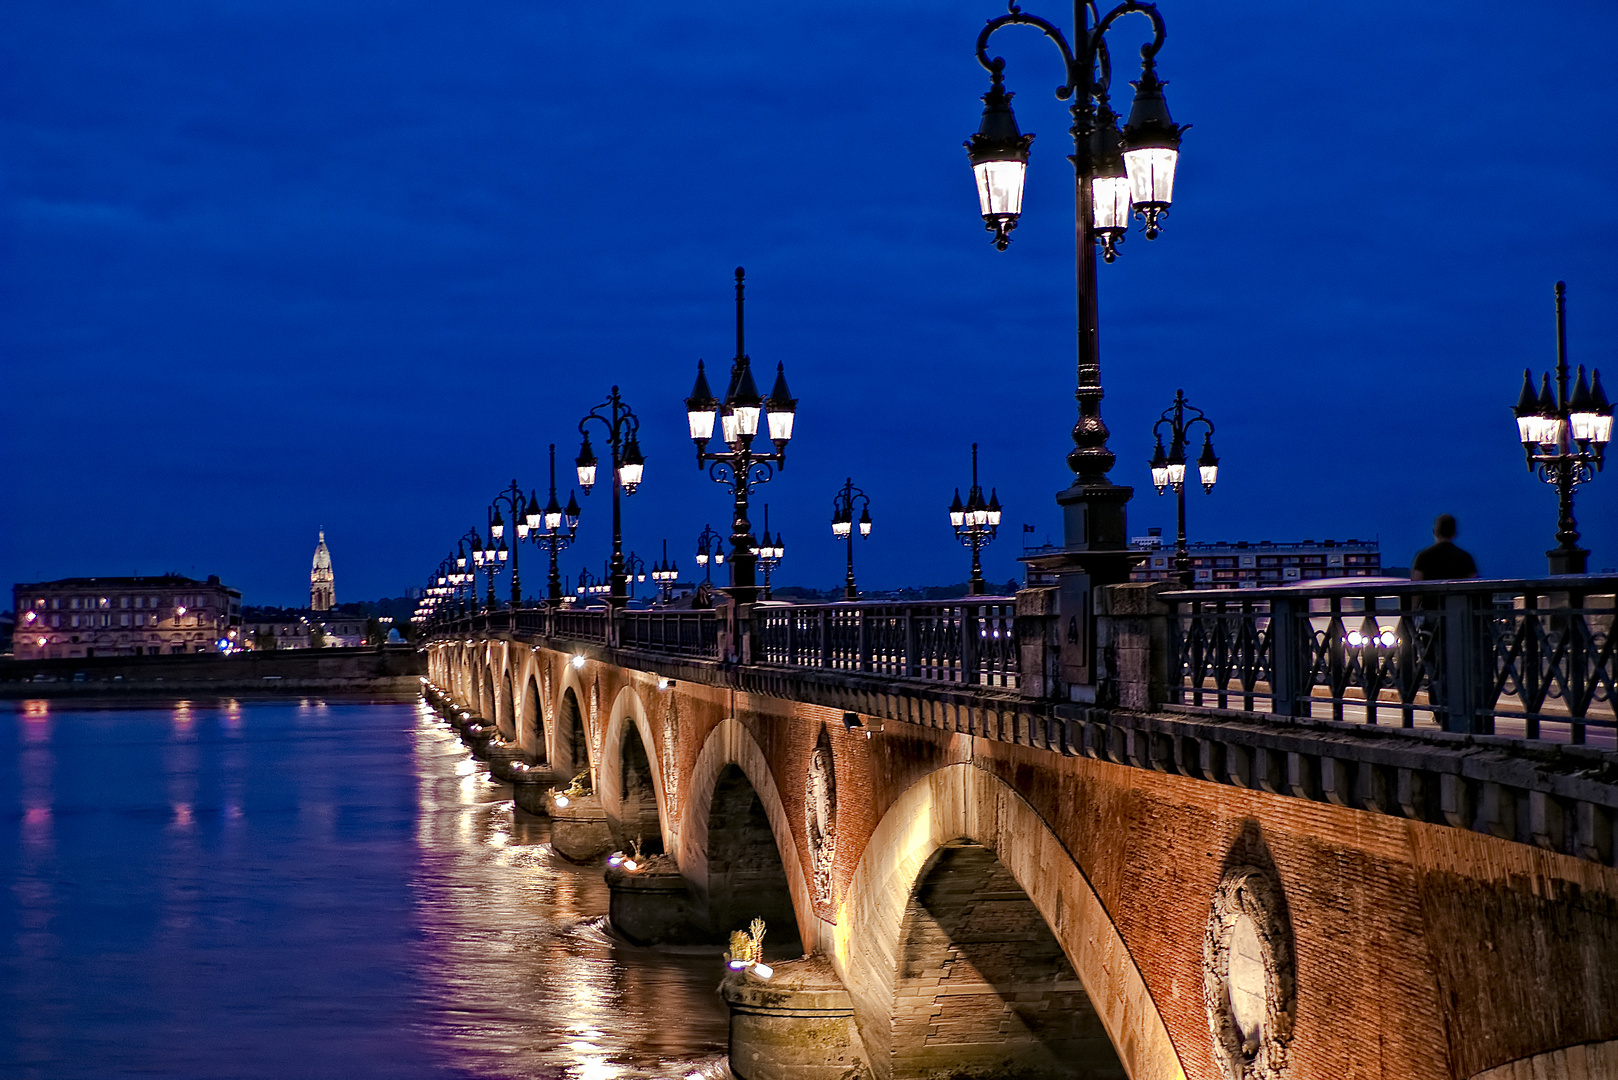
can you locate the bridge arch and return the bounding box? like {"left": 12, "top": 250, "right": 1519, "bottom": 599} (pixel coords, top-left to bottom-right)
{"left": 599, "top": 685, "right": 668, "bottom": 855}
{"left": 521, "top": 673, "right": 545, "bottom": 763}
{"left": 833, "top": 762, "right": 1185, "bottom": 1080}
{"left": 498, "top": 665, "right": 515, "bottom": 739}
{"left": 464, "top": 649, "right": 482, "bottom": 716}
{"left": 553, "top": 675, "right": 591, "bottom": 783}
{"left": 679, "top": 717, "right": 809, "bottom": 958}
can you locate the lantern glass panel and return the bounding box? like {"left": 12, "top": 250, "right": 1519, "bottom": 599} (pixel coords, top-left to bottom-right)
{"left": 1166, "top": 461, "right": 1186, "bottom": 487}
{"left": 618, "top": 460, "right": 644, "bottom": 489}
{"left": 688, "top": 405, "right": 717, "bottom": 441}
{"left": 734, "top": 403, "right": 761, "bottom": 437}
{"left": 577, "top": 462, "right": 597, "bottom": 489}
{"left": 1123, "top": 147, "right": 1177, "bottom": 207}
{"left": 1092, "top": 174, "right": 1132, "bottom": 231}
{"left": 1200, "top": 462, "right": 1218, "bottom": 488}
{"left": 767, "top": 408, "right": 794, "bottom": 443}
{"left": 974, "top": 160, "right": 1026, "bottom": 218}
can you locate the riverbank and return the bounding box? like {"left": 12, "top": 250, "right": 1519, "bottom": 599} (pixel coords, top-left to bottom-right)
{"left": 0, "top": 644, "right": 423, "bottom": 698}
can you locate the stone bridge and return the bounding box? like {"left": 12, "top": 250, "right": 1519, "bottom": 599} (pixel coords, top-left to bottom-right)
{"left": 421, "top": 577, "right": 1618, "bottom": 1080}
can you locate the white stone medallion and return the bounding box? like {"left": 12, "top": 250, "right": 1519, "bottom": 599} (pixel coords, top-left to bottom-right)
{"left": 805, "top": 729, "right": 837, "bottom": 912}
{"left": 1203, "top": 865, "right": 1295, "bottom": 1080}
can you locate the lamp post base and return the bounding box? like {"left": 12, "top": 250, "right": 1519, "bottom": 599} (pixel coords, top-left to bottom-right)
{"left": 1547, "top": 546, "right": 1590, "bottom": 575}
{"left": 1056, "top": 479, "right": 1133, "bottom": 558}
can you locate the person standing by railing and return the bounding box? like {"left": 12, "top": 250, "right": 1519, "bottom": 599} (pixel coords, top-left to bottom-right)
{"left": 1411, "top": 514, "right": 1478, "bottom": 581}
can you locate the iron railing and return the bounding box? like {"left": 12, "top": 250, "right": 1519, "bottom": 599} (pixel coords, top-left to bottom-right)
{"left": 755, "top": 599, "right": 1019, "bottom": 689}
{"left": 620, "top": 610, "right": 720, "bottom": 658}
{"left": 1169, "top": 577, "right": 1617, "bottom": 744}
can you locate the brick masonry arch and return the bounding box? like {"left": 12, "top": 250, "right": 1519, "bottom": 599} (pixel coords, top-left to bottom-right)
{"left": 678, "top": 716, "right": 814, "bottom": 951}
{"left": 522, "top": 672, "right": 545, "bottom": 763}
{"left": 553, "top": 661, "right": 592, "bottom": 783}
{"left": 599, "top": 683, "right": 670, "bottom": 854}
{"left": 832, "top": 761, "right": 1186, "bottom": 1080}
{"left": 499, "top": 665, "right": 515, "bottom": 739}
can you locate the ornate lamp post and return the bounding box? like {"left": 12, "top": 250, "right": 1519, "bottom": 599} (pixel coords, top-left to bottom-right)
{"left": 830, "top": 478, "right": 872, "bottom": 600}
{"left": 684, "top": 268, "right": 799, "bottom": 606}
{"left": 624, "top": 552, "right": 648, "bottom": 602}
{"left": 967, "top": 1, "right": 1185, "bottom": 580}
{"left": 457, "top": 528, "right": 487, "bottom": 613}
{"left": 651, "top": 540, "right": 680, "bottom": 604}
{"left": 1513, "top": 281, "right": 1611, "bottom": 574}
{"left": 473, "top": 512, "right": 508, "bottom": 610}
{"left": 751, "top": 504, "right": 785, "bottom": 600}
{"left": 695, "top": 525, "right": 726, "bottom": 583}
{"left": 576, "top": 386, "right": 646, "bottom": 609}
{"left": 1147, "top": 389, "right": 1218, "bottom": 588}
{"left": 487, "top": 480, "right": 530, "bottom": 607}
{"left": 525, "top": 444, "right": 582, "bottom": 603}
{"left": 949, "top": 444, "right": 1003, "bottom": 595}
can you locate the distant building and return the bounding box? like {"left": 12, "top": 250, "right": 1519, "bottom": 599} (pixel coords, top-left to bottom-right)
{"left": 239, "top": 608, "right": 368, "bottom": 650}
{"left": 12, "top": 575, "right": 242, "bottom": 660}
{"left": 310, "top": 530, "right": 335, "bottom": 611}
{"left": 1128, "top": 529, "right": 1382, "bottom": 589}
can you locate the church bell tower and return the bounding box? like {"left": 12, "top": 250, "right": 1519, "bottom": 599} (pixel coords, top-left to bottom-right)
{"left": 310, "top": 529, "right": 335, "bottom": 611}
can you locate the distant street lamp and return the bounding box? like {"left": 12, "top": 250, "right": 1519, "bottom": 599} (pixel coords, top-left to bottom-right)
{"left": 488, "top": 480, "right": 529, "bottom": 607}
{"left": 967, "top": 1, "right": 1185, "bottom": 580}
{"left": 526, "top": 444, "right": 582, "bottom": 603}
{"left": 1512, "top": 281, "right": 1610, "bottom": 574}
{"left": 751, "top": 504, "right": 785, "bottom": 600}
{"left": 625, "top": 552, "right": 648, "bottom": 602}
{"left": 457, "top": 527, "right": 487, "bottom": 613}
{"left": 1147, "top": 389, "right": 1218, "bottom": 588}
{"left": 473, "top": 509, "right": 508, "bottom": 610}
{"left": 684, "top": 268, "right": 799, "bottom": 606}
{"left": 949, "top": 444, "right": 1003, "bottom": 595}
{"left": 651, "top": 540, "right": 680, "bottom": 604}
{"left": 830, "top": 478, "right": 873, "bottom": 600}
{"left": 576, "top": 386, "right": 646, "bottom": 609}
{"left": 694, "top": 525, "right": 726, "bottom": 583}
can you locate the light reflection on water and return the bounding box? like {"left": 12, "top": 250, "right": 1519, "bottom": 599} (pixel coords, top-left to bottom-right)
{"left": 0, "top": 697, "right": 731, "bottom": 1080}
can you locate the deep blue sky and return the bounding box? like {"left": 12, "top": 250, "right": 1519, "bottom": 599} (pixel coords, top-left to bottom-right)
{"left": 4, "top": 1, "right": 1616, "bottom": 606}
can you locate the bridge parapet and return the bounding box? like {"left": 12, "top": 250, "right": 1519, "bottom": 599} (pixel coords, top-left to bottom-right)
{"left": 1153, "top": 575, "right": 1617, "bottom": 744}
{"left": 425, "top": 577, "right": 1618, "bottom": 867}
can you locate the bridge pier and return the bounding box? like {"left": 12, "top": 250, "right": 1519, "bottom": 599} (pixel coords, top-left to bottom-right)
{"left": 549, "top": 791, "right": 613, "bottom": 862}
{"left": 721, "top": 958, "right": 865, "bottom": 1080}
{"left": 510, "top": 771, "right": 554, "bottom": 816}
{"left": 605, "top": 862, "right": 709, "bottom": 946}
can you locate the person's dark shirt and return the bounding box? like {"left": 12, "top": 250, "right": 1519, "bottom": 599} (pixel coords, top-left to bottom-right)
{"left": 1411, "top": 540, "right": 1477, "bottom": 581}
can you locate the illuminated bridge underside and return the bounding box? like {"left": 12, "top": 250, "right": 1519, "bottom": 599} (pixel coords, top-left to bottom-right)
{"left": 426, "top": 614, "right": 1618, "bottom": 1080}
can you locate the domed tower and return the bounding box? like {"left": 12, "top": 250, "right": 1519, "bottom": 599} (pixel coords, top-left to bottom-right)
{"left": 310, "top": 529, "right": 335, "bottom": 611}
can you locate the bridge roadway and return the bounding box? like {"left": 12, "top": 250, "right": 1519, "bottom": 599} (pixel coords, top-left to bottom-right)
{"left": 422, "top": 578, "right": 1618, "bottom": 1080}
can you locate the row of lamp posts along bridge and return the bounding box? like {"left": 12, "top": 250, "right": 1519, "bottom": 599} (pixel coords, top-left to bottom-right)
{"left": 416, "top": 0, "right": 1610, "bottom": 627}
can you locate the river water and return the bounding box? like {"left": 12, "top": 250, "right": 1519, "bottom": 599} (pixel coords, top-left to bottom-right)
{"left": 1, "top": 696, "right": 732, "bottom": 1080}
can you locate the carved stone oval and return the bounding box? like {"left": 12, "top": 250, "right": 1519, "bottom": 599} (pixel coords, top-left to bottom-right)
{"left": 1203, "top": 866, "right": 1294, "bottom": 1080}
